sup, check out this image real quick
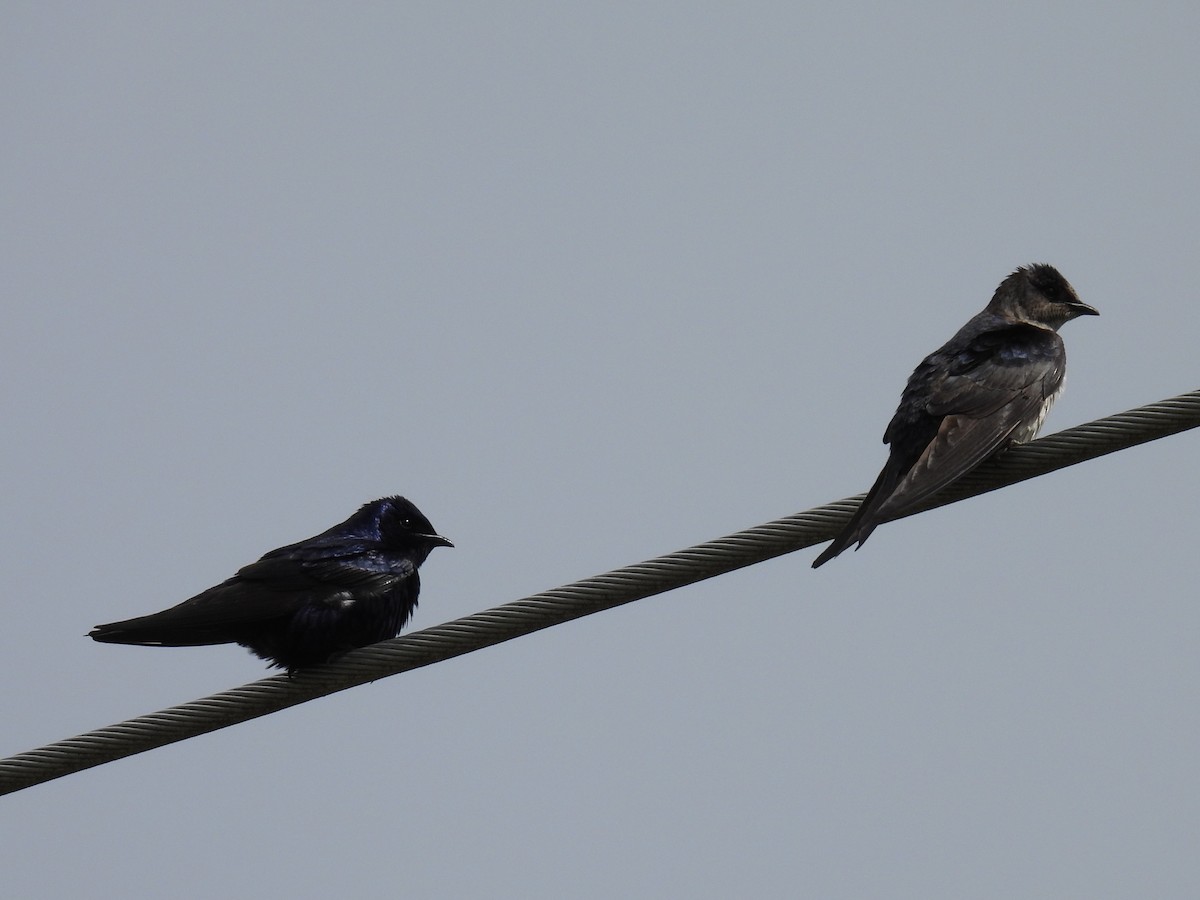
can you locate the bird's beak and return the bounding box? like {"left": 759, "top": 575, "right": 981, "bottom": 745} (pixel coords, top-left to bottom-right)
{"left": 1071, "top": 300, "right": 1100, "bottom": 317}
{"left": 425, "top": 534, "right": 454, "bottom": 549}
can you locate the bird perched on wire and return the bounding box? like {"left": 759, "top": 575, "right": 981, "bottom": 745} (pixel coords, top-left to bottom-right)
{"left": 90, "top": 496, "right": 452, "bottom": 673}
{"left": 812, "top": 264, "right": 1098, "bottom": 568}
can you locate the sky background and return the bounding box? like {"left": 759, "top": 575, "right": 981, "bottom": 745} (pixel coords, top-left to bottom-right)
{"left": 4, "top": 4, "right": 1198, "bottom": 898}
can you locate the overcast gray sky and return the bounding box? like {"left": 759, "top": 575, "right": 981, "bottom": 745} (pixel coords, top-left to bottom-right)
{"left": 4, "top": 4, "right": 1198, "bottom": 898}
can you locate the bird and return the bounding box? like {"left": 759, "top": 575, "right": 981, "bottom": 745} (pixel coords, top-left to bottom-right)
{"left": 812, "top": 263, "right": 1098, "bottom": 568}
{"left": 89, "top": 496, "right": 452, "bottom": 672}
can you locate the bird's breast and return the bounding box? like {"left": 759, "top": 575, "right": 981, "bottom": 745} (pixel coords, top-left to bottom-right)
{"left": 1012, "top": 378, "right": 1064, "bottom": 444}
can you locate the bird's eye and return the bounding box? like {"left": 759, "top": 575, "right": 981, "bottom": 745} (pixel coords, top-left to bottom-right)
{"left": 400, "top": 518, "right": 415, "bottom": 529}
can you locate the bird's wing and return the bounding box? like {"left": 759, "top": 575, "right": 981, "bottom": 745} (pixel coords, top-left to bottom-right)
{"left": 877, "top": 324, "right": 1065, "bottom": 519}
{"left": 88, "top": 553, "right": 410, "bottom": 647}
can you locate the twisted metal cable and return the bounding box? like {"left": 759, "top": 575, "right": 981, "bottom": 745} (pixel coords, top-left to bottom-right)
{"left": 3, "top": 389, "right": 1198, "bottom": 797}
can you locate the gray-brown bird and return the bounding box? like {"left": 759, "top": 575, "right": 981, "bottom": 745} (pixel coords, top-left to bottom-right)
{"left": 812, "top": 264, "right": 1098, "bottom": 567}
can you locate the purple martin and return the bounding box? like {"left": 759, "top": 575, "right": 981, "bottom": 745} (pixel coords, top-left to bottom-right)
{"left": 89, "top": 496, "right": 452, "bottom": 672}
{"left": 812, "top": 264, "right": 1098, "bottom": 568}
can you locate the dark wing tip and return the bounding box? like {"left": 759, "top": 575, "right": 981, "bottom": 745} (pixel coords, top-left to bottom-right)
{"left": 811, "top": 547, "right": 837, "bottom": 568}
{"left": 88, "top": 623, "right": 124, "bottom": 643}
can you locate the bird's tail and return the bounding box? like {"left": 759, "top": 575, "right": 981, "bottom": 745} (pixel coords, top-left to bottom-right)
{"left": 88, "top": 614, "right": 238, "bottom": 647}
{"left": 811, "top": 519, "right": 878, "bottom": 568}
{"left": 811, "top": 464, "right": 900, "bottom": 567}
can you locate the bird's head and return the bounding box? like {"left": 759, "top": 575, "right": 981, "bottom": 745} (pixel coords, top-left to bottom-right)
{"left": 990, "top": 263, "right": 1099, "bottom": 330}
{"left": 372, "top": 496, "right": 454, "bottom": 553}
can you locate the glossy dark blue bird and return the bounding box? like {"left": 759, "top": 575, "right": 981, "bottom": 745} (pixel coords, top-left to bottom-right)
{"left": 812, "top": 264, "right": 1098, "bottom": 567}
{"left": 89, "top": 496, "right": 452, "bottom": 672}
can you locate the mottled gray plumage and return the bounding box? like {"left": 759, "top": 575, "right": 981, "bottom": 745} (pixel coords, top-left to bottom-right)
{"left": 812, "top": 264, "right": 1098, "bottom": 567}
